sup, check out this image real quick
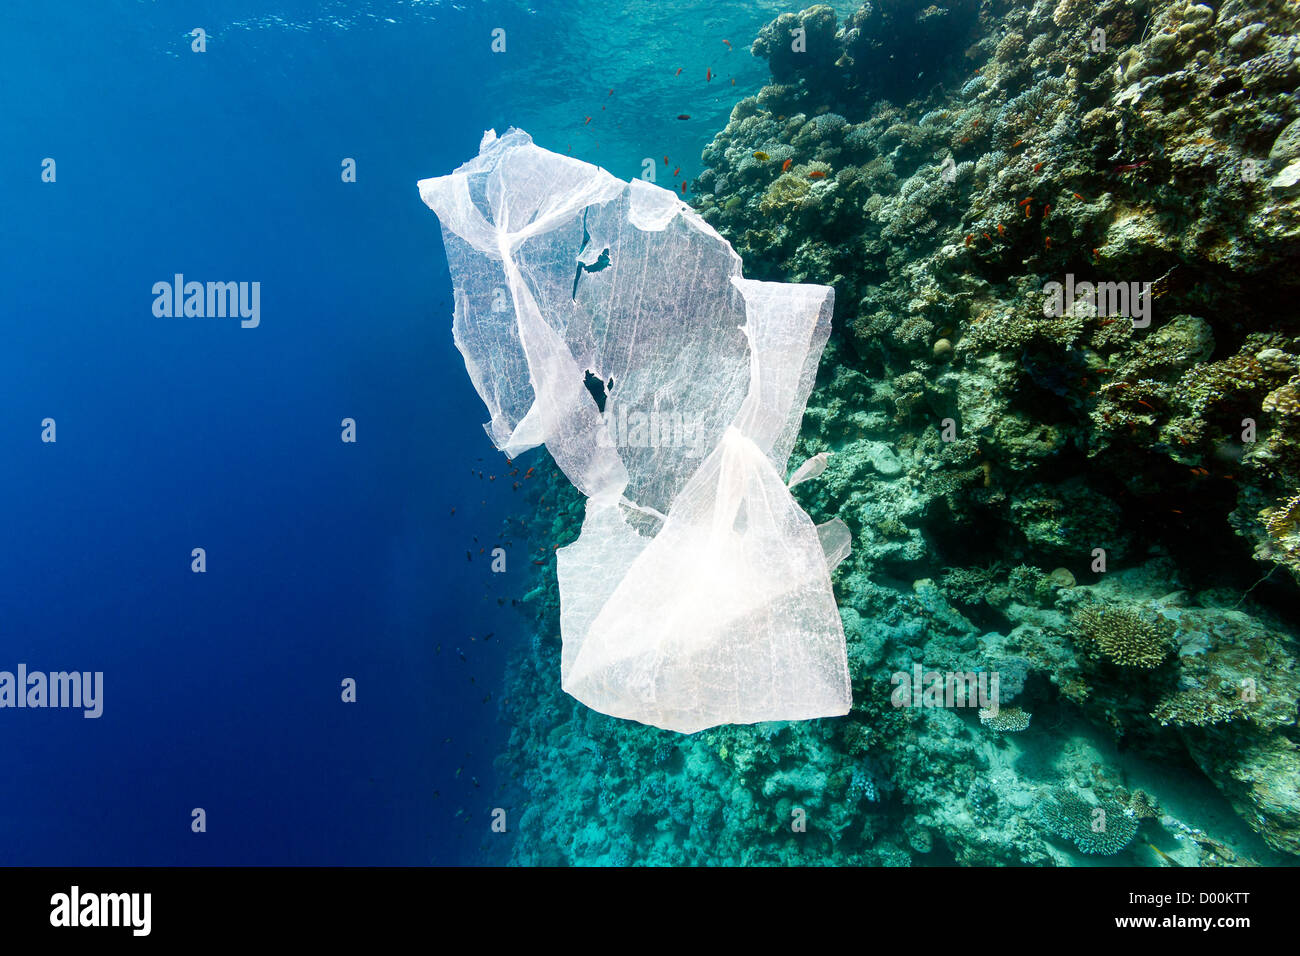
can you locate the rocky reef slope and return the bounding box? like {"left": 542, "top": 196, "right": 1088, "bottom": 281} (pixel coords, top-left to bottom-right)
{"left": 497, "top": 0, "right": 1300, "bottom": 865}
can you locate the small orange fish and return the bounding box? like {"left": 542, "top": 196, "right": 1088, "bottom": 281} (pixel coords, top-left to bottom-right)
{"left": 1170, "top": 509, "right": 1183, "bottom": 514}
{"left": 1033, "top": 162, "right": 1043, "bottom": 173}
{"left": 706, "top": 68, "right": 712, "bottom": 82}
{"left": 674, "top": 67, "right": 682, "bottom": 76}
{"left": 982, "top": 232, "right": 992, "bottom": 242}
{"left": 681, "top": 182, "right": 687, "bottom": 194}
{"left": 965, "top": 234, "right": 974, "bottom": 246}
{"left": 608, "top": 89, "right": 613, "bottom": 96}
{"left": 584, "top": 116, "right": 592, "bottom": 125}
{"left": 731, "top": 77, "right": 735, "bottom": 85}
{"left": 1018, "top": 197, "right": 1033, "bottom": 206}
{"left": 1045, "top": 236, "right": 1052, "bottom": 249}
{"left": 1092, "top": 247, "right": 1100, "bottom": 258}
{"left": 664, "top": 156, "right": 669, "bottom": 165}
{"left": 1011, "top": 138, "right": 1024, "bottom": 148}
{"left": 1025, "top": 204, "right": 1032, "bottom": 218}
{"left": 808, "top": 170, "right": 826, "bottom": 179}
{"left": 782, "top": 158, "right": 792, "bottom": 172}
{"left": 672, "top": 166, "right": 680, "bottom": 177}
{"left": 997, "top": 223, "right": 1005, "bottom": 236}
{"left": 722, "top": 39, "right": 732, "bottom": 49}
{"left": 1072, "top": 192, "right": 1086, "bottom": 201}
{"left": 1043, "top": 203, "right": 1051, "bottom": 217}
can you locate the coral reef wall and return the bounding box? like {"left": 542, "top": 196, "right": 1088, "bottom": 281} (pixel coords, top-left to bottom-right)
{"left": 496, "top": 0, "right": 1300, "bottom": 865}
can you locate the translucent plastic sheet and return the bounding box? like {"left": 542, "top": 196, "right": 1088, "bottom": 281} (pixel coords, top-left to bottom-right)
{"left": 420, "top": 129, "right": 850, "bottom": 732}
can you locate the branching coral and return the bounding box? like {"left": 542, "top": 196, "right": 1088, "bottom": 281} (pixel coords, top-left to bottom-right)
{"left": 1037, "top": 788, "right": 1140, "bottom": 855}
{"left": 1071, "top": 604, "right": 1174, "bottom": 668}
{"left": 1151, "top": 689, "right": 1255, "bottom": 727}
{"left": 980, "top": 706, "right": 1032, "bottom": 732}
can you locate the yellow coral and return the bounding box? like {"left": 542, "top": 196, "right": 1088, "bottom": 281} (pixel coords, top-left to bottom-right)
{"left": 1072, "top": 604, "right": 1172, "bottom": 668}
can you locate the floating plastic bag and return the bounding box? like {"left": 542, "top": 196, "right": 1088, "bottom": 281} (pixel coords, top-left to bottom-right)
{"left": 420, "top": 129, "right": 850, "bottom": 732}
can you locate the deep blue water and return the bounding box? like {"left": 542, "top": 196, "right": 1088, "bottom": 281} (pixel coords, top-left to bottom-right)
{"left": 1, "top": 0, "right": 839, "bottom": 865}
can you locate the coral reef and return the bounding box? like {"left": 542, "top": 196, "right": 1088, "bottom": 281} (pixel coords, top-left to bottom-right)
{"left": 492, "top": 0, "right": 1300, "bottom": 866}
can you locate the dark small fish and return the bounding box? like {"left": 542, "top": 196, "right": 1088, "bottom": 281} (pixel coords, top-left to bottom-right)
{"left": 484, "top": 632, "right": 494, "bottom": 641}
{"left": 466, "top": 551, "right": 472, "bottom": 562}
{"left": 676, "top": 114, "right": 691, "bottom": 120}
